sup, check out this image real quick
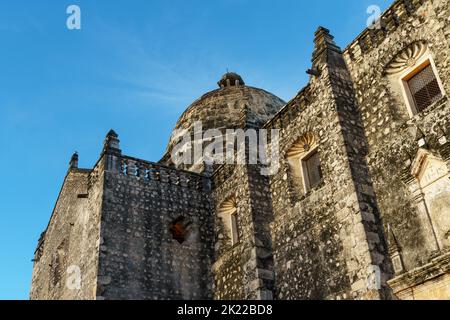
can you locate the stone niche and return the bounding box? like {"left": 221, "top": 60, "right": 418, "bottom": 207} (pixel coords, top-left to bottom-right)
{"left": 411, "top": 148, "right": 450, "bottom": 249}
{"left": 389, "top": 148, "right": 450, "bottom": 300}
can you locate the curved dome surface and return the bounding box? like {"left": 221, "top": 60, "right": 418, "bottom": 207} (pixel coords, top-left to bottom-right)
{"left": 161, "top": 73, "right": 286, "bottom": 172}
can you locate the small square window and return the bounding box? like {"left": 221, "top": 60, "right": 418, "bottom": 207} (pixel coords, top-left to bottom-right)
{"left": 406, "top": 64, "right": 443, "bottom": 113}
{"left": 302, "top": 150, "right": 323, "bottom": 191}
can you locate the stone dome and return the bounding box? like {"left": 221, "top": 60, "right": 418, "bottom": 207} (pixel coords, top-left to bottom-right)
{"left": 160, "top": 73, "right": 286, "bottom": 172}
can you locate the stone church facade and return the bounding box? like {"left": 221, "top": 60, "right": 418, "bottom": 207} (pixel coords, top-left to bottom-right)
{"left": 30, "top": 0, "right": 450, "bottom": 300}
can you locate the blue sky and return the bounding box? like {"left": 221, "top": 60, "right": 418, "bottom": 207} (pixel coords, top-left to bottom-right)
{"left": 0, "top": 0, "right": 391, "bottom": 299}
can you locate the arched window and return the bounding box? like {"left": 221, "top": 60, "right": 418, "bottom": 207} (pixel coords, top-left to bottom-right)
{"left": 218, "top": 196, "right": 239, "bottom": 246}
{"left": 386, "top": 42, "right": 445, "bottom": 117}
{"left": 286, "top": 132, "right": 323, "bottom": 194}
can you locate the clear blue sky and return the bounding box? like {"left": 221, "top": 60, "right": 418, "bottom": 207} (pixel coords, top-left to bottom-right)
{"left": 0, "top": 0, "right": 391, "bottom": 300}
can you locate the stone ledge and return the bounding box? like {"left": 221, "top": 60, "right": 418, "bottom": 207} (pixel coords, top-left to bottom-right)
{"left": 388, "top": 251, "right": 450, "bottom": 293}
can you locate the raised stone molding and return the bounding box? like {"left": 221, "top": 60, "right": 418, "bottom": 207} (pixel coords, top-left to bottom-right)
{"left": 388, "top": 252, "right": 450, "bottom": 300}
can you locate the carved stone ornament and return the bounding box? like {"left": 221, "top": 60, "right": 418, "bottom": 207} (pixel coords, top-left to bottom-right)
{"left": 218, "top": 195, "right": 237, "bottom": 216}
{"left": 287, "top": 132, "right": 317, "bottom": 158}
{"left": 385, "top": 42, "right": 427, "bottom": 75}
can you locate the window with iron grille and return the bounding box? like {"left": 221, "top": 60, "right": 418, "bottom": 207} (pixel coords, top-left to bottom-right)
{"left": 407, "top": 64, "right": 443, "bottom": 113}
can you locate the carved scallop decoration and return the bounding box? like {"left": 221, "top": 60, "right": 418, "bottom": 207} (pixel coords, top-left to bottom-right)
{"left": 287, "top": 132, "right": 317, "bottom": 158}
{"left": 218, "top": 195, "right": 237, "bottom": 216}
{"left": 385, "top": 41, "right": 427, "bottom": 75}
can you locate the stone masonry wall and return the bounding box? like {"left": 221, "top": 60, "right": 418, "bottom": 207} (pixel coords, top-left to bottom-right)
{"left": 31, "top": 0, "right": 449, "bottom": 301}
{"left": 264, "top": 27, "right": 394, "bottom": 299}
{"left": 212, "top": 165, "right": 250, "bottom": 300}
{"left": 30, "top": 161, "right": 104, "bottom": 300}
{"left": 264, "top": 84, "right": 357, "bottom": 299}
{"left": 343, "top": 0, "right": 450, "bottom": 272}
{"left": 212, "top": 162, "right": 275, "bottom": 300}
{"left": 96, "top": 154, "right": 214, "bottom": 300}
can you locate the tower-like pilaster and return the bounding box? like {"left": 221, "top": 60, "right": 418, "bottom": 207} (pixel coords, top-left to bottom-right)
{"left": 311, "top": 26, "right": 393, "bottom": 300}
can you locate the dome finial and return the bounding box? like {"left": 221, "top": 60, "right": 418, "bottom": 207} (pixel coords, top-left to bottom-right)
{"left": 218, "top": 72, "right": 245, "bottom": 88}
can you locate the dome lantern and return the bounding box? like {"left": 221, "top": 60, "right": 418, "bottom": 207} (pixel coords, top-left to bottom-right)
{"left": 217, "top": 72, "right": 245, "bottom": 88}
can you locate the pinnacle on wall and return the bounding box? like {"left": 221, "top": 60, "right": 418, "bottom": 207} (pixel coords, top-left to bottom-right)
{"left": 312, "top": 26, "right": 342, "bottom": 63}
{"left": 69, "top": 151, "right": 79, "bottom": 169}
{"left": 103, "top": 129, "right": 121, "bottom": 155}
{"left": 107, "top": 129, "right": 118, "bottom": 138}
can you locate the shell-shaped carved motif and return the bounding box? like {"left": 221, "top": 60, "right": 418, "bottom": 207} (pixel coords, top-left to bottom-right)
{"left": 385, "top": 42, "right": 427, "bottom": 75}
{"left": 218, "top": 195, "right": 237, "bottom": 215}
{"left": 286, "top": 132, "right": 317, "bottom": 158}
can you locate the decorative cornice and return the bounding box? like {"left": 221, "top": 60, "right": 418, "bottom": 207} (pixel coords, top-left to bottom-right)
{"left": 388, "top": 252, "right": 450, "bottom": 293}
{"left": 344, "top": 0, "right": 424, "bottom": 60}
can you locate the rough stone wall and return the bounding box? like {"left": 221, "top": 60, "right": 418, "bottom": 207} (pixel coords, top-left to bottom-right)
{"left": 343, "top": 0, "right": 450, "bottom": 273}
{"left": 30, "top": 0, "right": 450, "bottom": 301}
{"left": 245, "top": 165, "right": 276, "bottom": 299}
{"left": 265, "top": 83, "right": 357, "bottom": 300}
{"left": 263, "top": 27, "right": 393, "bottom": 300}
{"left": 96, "top": 153, "right": 214, "bottom": 300}
{"left": 30, "top": 163, "right": 104, "bottom": 300}
{"left": 212, "top": 165, "right": 250, "bottom": 300}
{"left": 212, "top": 162, "right": 275, "bottom": 300}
